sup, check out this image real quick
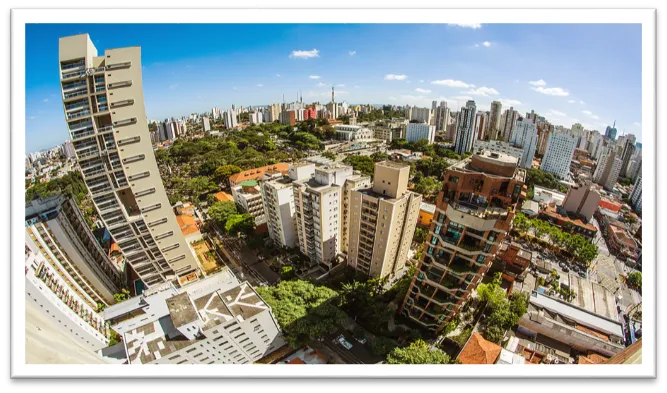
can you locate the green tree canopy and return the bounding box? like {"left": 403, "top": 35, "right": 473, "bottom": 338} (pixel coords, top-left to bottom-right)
{"left": 413, "top": 177, "right": 442, "bottom": 198}
{"left": 413, "top": 227, "right": 429, "bottom": 244}
{"left": 627, "top": 272, "right": 642, "bottom": 289}
{"left": 208, "top": 201, "right": 238, "bottom": 226}
{"left": 224, "top": 213, "right": 255, "bottom": 236}
{"left": 343, "top": 155, "right": 375, "bottom": 177}
{"left": 214, "top": 164, "right": 242, "bottom": 183}
{"left": 386, "top": 339, "right": 451, "bottom": 364}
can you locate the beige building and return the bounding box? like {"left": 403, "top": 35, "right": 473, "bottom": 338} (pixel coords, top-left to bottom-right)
{"left": 347, "top": 161, "right": 422, "bottom": 279}
{"left": 562, "top": 182, "right": 601, "bottom": 222}
{"left": 341, "top": 174, "right": 372, "bottom": 253}
{"left": 231, "top": 180, "right": 266, "bottom": 226}
{"left": 59, "top": 34, "right": 200, "bottom": 287}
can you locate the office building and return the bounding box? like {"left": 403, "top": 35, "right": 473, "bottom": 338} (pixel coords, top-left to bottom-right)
{"left": 346, "top": 161, "right": 422, "bottom": 279}
{"left": 59, "top": 33, "right": 201, "bottom": 287}
{"left": 401, "top": 150, "right": 526, "bottom": 331}
{"left": 453, "top": 100, "right": 477, "bottom": 155}
{"left": 434, "top": 102, "right": 450, "bottom": 131}
{"left": 260, "top": 163, "right": 315, "bottom": 248}
{"left": 630, "top": 175, "right": 642, "bottom": 213}
{"left": 103, "top": 269, "right": 286, "bottom": 364}
{"left": 202, "top": 116, "right": 211, "bottom": 132}
{"left": 231, "top": 180, "right": 266, "bottom": 226}
{"left": 25, "top": 236, "right": 111, "bottom": 351}
{"left": 488, "top": 101, "right": 502, "bottom": 140}
{"left": 509, "top": 118, "right": 538, "bottom": 169}
{"left": 540, "top": 132, "right": 577, "bottom": 179}
{"left": 293, "top": 164, "right": 353, "bottom": 268}
{"left": 593, "top": 147, "right": 623, "bottom": 190}
{"left": 406, "top": 122, "right": 436, "bottom": 144}
{"left": 562, "top": 182, "right": 601, "bottom": 222}
{"left": 410, "top": 106, "right": 432, "bottom": 124}
{"left": 605, "top": 122, "right": 618, "bottom": 141}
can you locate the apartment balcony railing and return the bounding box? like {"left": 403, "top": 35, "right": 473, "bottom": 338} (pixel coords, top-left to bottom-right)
{"left": 63, "top": 90, "right": 89, "bottom": 100}
{"left": 446, "top": 258, "right": 478, "bottom": 274}
{"left": 448, "top": 199, "right": 509, "bottom": 220}
{"left": 62, "top": 82, "right": 88, "bottom": 92}
{"left": 61, "top": 70, "right": 87, "bottom": 80}
{"left": 458, "top": 241, "right": 485, "bottom": 252}
{"left": 61, "top": 61, "right": 85, "bottom": 71}
{"left": 67, "top": 110, "right": 91, "bottom": 120}
{"left": 71, "top": 128, "right": 95, "bottom": 140}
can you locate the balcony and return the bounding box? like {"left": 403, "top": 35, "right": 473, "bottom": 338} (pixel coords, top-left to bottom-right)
{"left": 440, "top": 274, "right": 462, "bottom": 290}
{"left": 61, "top": 70, "right": 86, "bottom": 80}
{"left": 71, "top": 128, "right": 95, "bottom": 140}
{"left": 63, "top": 90, "right": 88, "bottom": 100}
{"left": 60, "top": 60, "right": 85, "bottom": 71}
{"left": 62, "top": 81, "right": 88, "bottom": 92}
{"left": 67, "top": 110, "right": 91, "bottom": 120}
{"left": 447, "top": 257, "right": 478, "bottom": 274}
{"left": 431, "top": 289, "right": 457, "bottom": 305}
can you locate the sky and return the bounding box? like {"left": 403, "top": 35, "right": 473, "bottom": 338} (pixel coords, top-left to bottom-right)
{"left": 25, "top": 23, "right": 643, "bottom": 153}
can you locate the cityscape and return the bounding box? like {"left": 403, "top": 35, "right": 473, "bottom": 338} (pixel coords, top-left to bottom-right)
{"left": 23, "top": 24, "right": 642, "bottom": 366}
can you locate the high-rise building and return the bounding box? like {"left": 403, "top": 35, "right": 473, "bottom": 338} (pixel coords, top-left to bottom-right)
{"left": 540, "top": 132, "right": 577, "bottom": 179}
{"left": 627, "top": 155, "right": 642, "bottom": 182}
{"left": 249, "top": 111, "right": 263, "bottom": 125}
{"left": 488, "top": 101, "right": 502, "bottom": 140}
{"left": 475, "top": 112, "right": 488, "bottom": 141}
{"left": 589, "top": 132, "right": 605, "bottom": 160}
{"left": 59, "top": 33, "right": 201, "bottom": 287}
{"left": 593, "top": 147, "right": 623, "bottom": 190}
{"left": 562, "top": 182, "right": 601, "bottom": 222}
{"left": 509, "top": 118, "right": 538, "bottom": 169}
{"left": 406, "top": 122, "right": 436, "bottom": 144}
{"left": 103, "top": 269, "right": 286, "bottom": 364}
{"left": 164, "top": 120, "right": 178, "bottom": 140}
{"left": 61, "top": 140, "right": 76, "bottom": 159}
{"left": 346, "top": 161, "right": 422, "bottom": 279}
{"left": 617, "top": 134, "right": 637, "bottom": 177}
{"left": 341, "top": 174, "right": 372, "bottom": 254}
{"left": 410, "top": 106, "right": 432, "bottom": 124}
{"left": 454, "top": 100, "right": 477, "bottom": 155}
{"left": 25, "top": 194, "right": 124, "bottom": 307}
{"left": 434, "top": 102, "right": 450, "bottom": 132}
{"left": 401, "top": 150, "right": 526, "bottom": 331}
{"left": 231, "top": 181, "right": 266, "bottom": 226}
{"left": 499, "top": 107, "right": 519, "bottom": 141}
{"left": 260, "top": 163, "right": 315, "bottom": 248}
{"left": 629, "top": 175, "right": 642, "bottom": 213}
{"left": 605, "top": 122, "right": 618, "bottom": 141}
{"left": 293, "top": 164, "right": 353, "bottom": 268}
{"left": 223, "top": 109, "right": 238, "bottom": 129}
{"left": 202, "top": 116, "right": 211, "bottom": 132}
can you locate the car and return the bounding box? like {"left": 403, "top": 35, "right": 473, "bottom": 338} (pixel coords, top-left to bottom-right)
{"left": 337, "top": 335, "right": 353, "bottom": 350}
{"left": 579, "top": 272, "right": 587, "bottom": 278}
{"left": 562, "top": 267, "right": 570, "bottom": 273}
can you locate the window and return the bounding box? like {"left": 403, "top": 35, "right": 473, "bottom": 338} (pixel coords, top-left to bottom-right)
{"left": 449, "top": 176, "right": 459, "bottom": 183}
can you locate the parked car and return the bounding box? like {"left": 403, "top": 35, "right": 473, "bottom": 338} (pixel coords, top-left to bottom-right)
{"left": 337, "top": 335, "right": 353, "bottom": 350}
{"left": 562, "top": 267, "right": 570, "bottom": 273}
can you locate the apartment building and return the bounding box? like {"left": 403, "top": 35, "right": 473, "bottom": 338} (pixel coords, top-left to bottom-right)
{"left": 473, "top": 140, "right": 522, "bottom": 161}
{"left": 509, "top": 118, "right": 538, "bottom": 169}
{"left": 202, "top": 116, "right": 211, "bottom": 132}
{"left": 341, "top": 174, "right": 372, "bottom": 254}
{"left": 58, "top": 33, "right": 200, "bottom": 287}
{"left": 499, "top": 107, "right": 519, "bottom": 141}
{"left": 409, "top": 106, "right": 432, "bottom": 124}
{"left": 406, "top": 123, "right": 436, "bottom": 144}
{"left": 454, "top": 100, "right": 477, "bottom": 155}
{"left": 25, "top": 194, "right": 123, "bottom": 307}
{"left": 562, "top": 182, "right": 601, "bottom": 222}
{"left": 346, "top": 162, "right": 422, "bottom": 279}
{"left": 103, "top": 269, "right": 286, "bottom": 364}
{"left": 401, "top": 150, "right": 526, "bottom": 332}
{"left": 25, "top": 237, "right": 111, "bottom": 351}
{"left": 231, "top": 180, "right": 266, "bottom": 226}
{"left": 260, "top": 163, "right": 316, "bottom": 248}
{"left": 434, "top": 102, "right": 450, "bottom": 131}
{"left": 630, "top": 175, "right": 642, "bottom": 213}
{"left": 593, "top": 147, "right": 623, "bottom": 190}
{"left": 540, "top": 132, "right": 578, "bottom": 179}
{"left": 224, "top": 109, "right": 238, "bottom": 129}
{"left": 293, "top": 164, "right": 353, "bottom": 268}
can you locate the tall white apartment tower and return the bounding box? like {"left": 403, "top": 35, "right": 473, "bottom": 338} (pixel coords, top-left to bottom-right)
{"left": 593, "top": 147, "right": 623, "bottom": 190}
{"left": 488, "top": 101, "right": 502, "bottom": 140}
{"left": 347, "top": 162, "right": 422, "bottom": 279}
{"left": 454, "top": 100, "right": 477, "bottom": 155}
{"left": 434, "top": 102, "right": 450, "bottom": 131}
{"left": 58, "top": 34, "right": 201, "bottom": 288}
{"left": 509, "top": 118, "right": 538, "bottom": 169}
{"left": 629, "top": 175, "right": 642, "bottom": 213}
{"left": 540, "top": 132, "right": 577, "bottom": 179}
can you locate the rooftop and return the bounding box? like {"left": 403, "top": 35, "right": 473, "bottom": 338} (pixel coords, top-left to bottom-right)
{"left": 214, "top": 191, "right": 234, "bottom": 202}
{"left": 166, "top": 292, "right": 199, "bottom": 328}
{"left": 565, "top": 273, "right": 619, "bottom": 320}
{"left": 176, "top": 214, "right": 200, "bottom": 237}
{"left": 457, "top": 332, "right": 502, "bottom": 364}
{"left": 239, "top": 180, "right": 259, "bottom": 187}
{"left": 376, "top": 160, "right": 411, "bottom": 170}
{"left": 420, "top": 202, "right": 436, "bottom": 214}
{"left": 229, "top": 163, "right": 290, "bottom": 184}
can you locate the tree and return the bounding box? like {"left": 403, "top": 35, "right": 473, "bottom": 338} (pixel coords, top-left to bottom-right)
{"left": 386, "top": 339, "right": 451, "bottom": 364}
{"left": 413, "top": 227, "right": 429, "bottom": 244}
{"left": 370, "top": 151, "right": 389, "bottom": 162}
{"left": 476, "top": 273, "right": 507, "bottom": 310}
{"left": 370, "top": 336, "right": 396, "bottom": 357}
{"left": 224, "top": 213, "right": 255, "bottom": 236}
{"left": 187, "top": 176, "right": 217, "bottom": 199}
{"left": 256, "top": 280, "right": 345, "bottom": 348}
{"left": 113, "top": 289, "right": 130, "bottom": 303}
{"left": 208, "top": 201, "right": 238, "bottom": 226}
{"left": 321, "top": 151, "right": 337, "bottom": 160}
{"left": 413, "top": 177, "right": 442, "bottom": 198}
{"left": 343, "top": 155, "right": 375, "bottom": 177}
{"left": 214, "top": 164, "right": 242, "bottom": 183}
{"left": 627, "top": 272, "right": 642, "bottom": 289}
{"left": 280, "top": 265, "right": 295, "bottom": 280}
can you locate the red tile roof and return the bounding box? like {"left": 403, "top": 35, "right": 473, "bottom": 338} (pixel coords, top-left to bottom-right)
{"left": 457, "top": 333, "right": 502, "bottom": 364}
{"left": 228, "top": 163, "right": 289, "bottom": 185}
{"left": 214, "top": 191, "right": 234, "bottom": 202}
{"left": 287, "top": 358, "right": 306, "bottom": 364}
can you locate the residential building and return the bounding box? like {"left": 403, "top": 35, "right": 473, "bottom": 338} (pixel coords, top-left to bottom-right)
{"left": 617, "top": 134, "right": 637, "bottom": 177}
{"left": 509, "top": 118, "right": 538, "bottom": 169}
{"left": 293, "top": 164, "right": 353, "bottom": 268}
{"left": 533, "top": 185, "right": 566, "bottom": 206}
{"left": 61, "top": 140, "right": 76, "bottom": 158}
{"left": 629, "top": 175, "right": 642, "bottom": 213}
{"left": 213, "top": 191, "right": 234, "bottom": 203}
{"left": 103, "top": 270, "right": 286, "bottom": 364}
{"left": 457, "top": 333, "right": 502, "bottom": 364}
{"left": 280, "top": 110, "right": 297, "bottom": 125}
{"left": 562, "top": 182, "right": 601, "bottom": 222}
{"left": 518, "top": 291, "right": 625, "bottom": 357}
{"left": 176, "top": 214, "right": 203, "bottom": 244}
{"left": 499, "top": 107, "right": 518, "bottom": 141}
{"left": 488, "top": 101, "right": 502, "bottom": 140}
{"left": 536, "top": 123, "right": 552, "bottom": 156}
{"left": 473, "top": 140, "right": 522, "bottom": 160}
{"left": 202, "top": 116, "right": 211, "bottom": 132}
{"left": 540, "top": 132, "right": 577, "bottom": 179}
{"left": 454, "top": 100, "right": 477, "bottom": 155}
{"left": 593, "top": 148, "right": 623, "bottom": 190}
{"left": 406, "top": 122, "right": 436, "bottom": 144}
{"left": 59, "top": 34, "right": 201, "bottom": 287}
{"left": 229, "top": 163, "right": 290, "bottom": 187}
{"left": 410, "top": 106, "right": 432, "bottom": 124}
{"left": 25, "top": 195, "right": 124, "bottom": 306}
{"left": 231, "top": 180, "right": 266, "bottom": 226}
{"left": 334, "top": 124, "right": 373, "bottom": 141}
{"left": 434, "top": 102, "right": 450, "bottom": 131}
{"left": 249, "top": 111, "right": 263, "bottom": 125}
{"left": 347, "top": 161, "right": 422, "bottom": 279}
{"left": 224, "top": 109, "right": 238, "bottom": 129}
{"left": 341, "top": 174, "right": 372, "bottom": 254}
{"left": 475, "top": 112, "right": 488, "bottom": 141}
{"left": 418, "top": 202, "right": 436, "bottom": 228}
{"left": 538, "top": 205, "right": 597, "bottom": 238}
{"left": 607, "top": 223, "right": 641, "bottom": 261}
{"left": 164, "top": 120, "right": 178, "bottom": 141}
{"left": 401, "top": 150, "right": 526, "bottom": 331}
{"left": 25, "top": 237, "right": 111, "bottom": 351}
{"left": 496, "top": 242, "right": 532, "bottom": 279}
{"left": 260, "top": 163, "right": 316, "bottom": 248}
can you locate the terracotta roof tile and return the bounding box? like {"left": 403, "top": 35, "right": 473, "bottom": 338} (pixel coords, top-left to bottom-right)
{"left": 457, "top": 333, "right": 502, "bottom": 364}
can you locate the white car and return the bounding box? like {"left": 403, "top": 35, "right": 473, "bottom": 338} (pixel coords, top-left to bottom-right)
{"left": 337, "top": 335, "right": 353, "bottom": 350}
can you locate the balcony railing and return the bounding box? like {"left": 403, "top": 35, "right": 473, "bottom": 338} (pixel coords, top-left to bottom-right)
{"left": 61, "top": 70, "right": 86, "bottom": 80}
{"left": 447, "top": 199, "right": 510, "bottom": 220}
{"left": 63, "top": 90, "right": 88, "bottom": 100}
{"left": 67, "top": 110, "right": 91, "bottom": 120}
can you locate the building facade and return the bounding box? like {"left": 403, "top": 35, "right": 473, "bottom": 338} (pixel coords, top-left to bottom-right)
{"left": 509, "top": 118, "right": 538, "bottom": 169}
{"left": 540, "top": 132, "right": 577, "bottom": 179}
{"left": 346, "top": 162, "right": 422, "bottom": 279}
{"left": 406, "top": 122, "right": 436, "bottom": 144}
{"left": 59, "top": 33, "right": 201, "bottom": 287}
{"left": 488, "top": 101, "right": 502, "bottom": 140}
{"left": 454, "top": 100, "right": 477, "bottom": 155}
{"left": 231, "top": 180, "right": 266, "bottom": 226}
{"left": 401, "top": 151, "right": 526, "bottom": 331}
{"left": 629, "top": 175, "right": 642, "bottom": 213}
{"left": 593, "top": 148, "right": 623, "bottom": 190}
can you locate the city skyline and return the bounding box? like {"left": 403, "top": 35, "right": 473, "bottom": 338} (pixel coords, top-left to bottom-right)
{"left": 26, "top": 23, "right": 642, "bottom": 152}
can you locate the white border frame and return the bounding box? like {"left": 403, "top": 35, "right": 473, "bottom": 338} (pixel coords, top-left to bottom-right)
{"left": 10, "top": 8, "right": 656, "bottom": 378}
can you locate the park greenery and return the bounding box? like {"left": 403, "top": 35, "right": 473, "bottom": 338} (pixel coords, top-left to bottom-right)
{"left": 476, "top": 273, "right": 529, "bottom": 344}
{"left": 386, "top": 339, "right": 452, "bottom": 364}
{"left": 627, "top": 271, "right": 642, "bottom": 289}
{"left": 512, "top": 212, "right": 598, "bottom": 265}
{"left": 343, "top": 155, "right": 375, "bottom": 177}
{"left": 356, "top": 106, "right": 405, "bottom": 122}
{"left": 524, "top": 168, "right": 569, "bottom": 195}
{"left": 207, "top": 200, "right": 254, "bottom": 236}
{"left": 256, "top": 280, "right": 346, "bottom": 348}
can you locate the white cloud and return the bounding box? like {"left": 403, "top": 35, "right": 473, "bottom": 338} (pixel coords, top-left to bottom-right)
{"left": 448, "top": 23, "right": 482, "bottom": 29}
{"left": 475, "top": 44, "right": 479, "bottom": 48}
{"left": 309, "top": 75, "right": 321, "bottom": 80}
{"left": 276, "top": 74, "right": 281, "bottom": 77}
{"left": 385, "top": 74, "right": 408, "bottom": 81}
{"left": 315, "top": 82, "right": 327, "bottom": 87}
{"left": 168, "top": 84, "right": 178, "bottom": 89}
{"left": 415, "top": 88, "right": 431, "bottom": 94}
{"left": 633, "top": 122, "right": 642, "bottom": 127}
{"left": 482, "top": 41, "right": 492, "bottom": 47}
{"left": 289, "top": 49, "right": 319, "bottom": 59}
{"left": 354, "top": 85, "right": 360, "bottom": 88}
{"left": 568, "top": 100, "right": 576, "bottom": 104}
{"left": 431, "top": 79, "right": 473, "bottom": 88}
{"left": 499, "top": 98, "right": 522, "bottom": 107}
{"left": 547, "top": 109, "right": 567, "bottom": 117}
{"left": 256, "top": 84, "right": 264, "bottom": 87}
{"left": 582, "top": 110, "right": 599, "bottom": 120}
{"left": 580, "top": 100, "right": 585, "bottom": 104}
{"left": 463, "top": 86, "right": 499, "bottom": 96}
{"left": 349, "top": 50, "right": 356, "bottom": 56}
{"left": 529, "top": 79, "right": 547, "bottom": 87}
{"left": 532, "top": 86, "right": 569, "bottom": 96}
{"left": 419, "top": 80, "right": 424, "bottom": 83}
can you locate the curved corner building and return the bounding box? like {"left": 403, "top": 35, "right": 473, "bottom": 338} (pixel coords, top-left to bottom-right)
{"left": 58, "top": 34, "right": 200, "bottom": 288}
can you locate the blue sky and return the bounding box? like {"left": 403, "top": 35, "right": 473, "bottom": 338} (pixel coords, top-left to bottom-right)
{"left": 25, "top": 23, "right": 642, "bottom": 153}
